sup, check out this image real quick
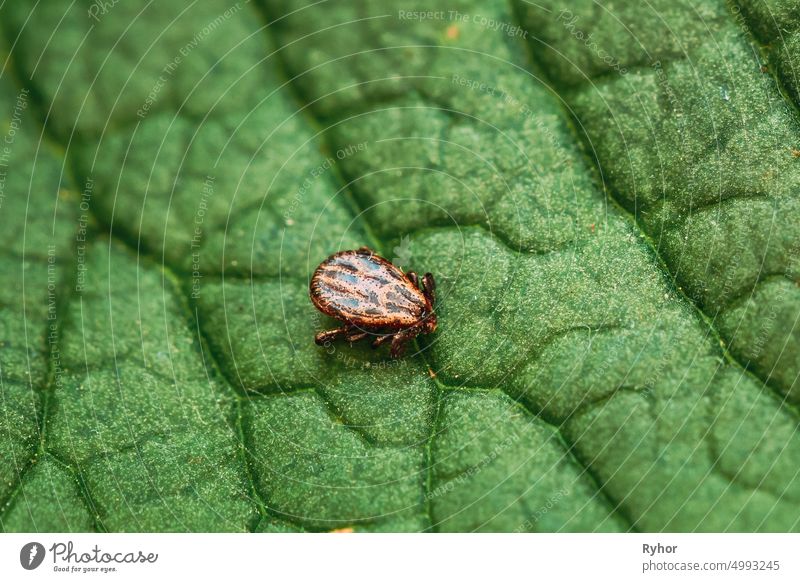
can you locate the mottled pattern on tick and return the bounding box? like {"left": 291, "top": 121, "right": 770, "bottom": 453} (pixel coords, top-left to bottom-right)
{"left": 310, "top": 250, "right": 427, "bottom": 328}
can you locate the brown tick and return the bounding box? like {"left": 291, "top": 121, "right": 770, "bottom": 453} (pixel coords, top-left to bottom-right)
{"left": 310, "top": 246, "right": 437, "bottom": 358}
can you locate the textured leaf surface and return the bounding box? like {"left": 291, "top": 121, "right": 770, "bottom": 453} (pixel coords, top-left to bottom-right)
{"left": 0, "top": 0, "right": 798, "bottom": 532}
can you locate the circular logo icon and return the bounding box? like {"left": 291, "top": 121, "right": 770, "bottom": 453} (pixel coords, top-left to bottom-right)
{"left": 19, "top": 542, "right": 46, "bottom": 570}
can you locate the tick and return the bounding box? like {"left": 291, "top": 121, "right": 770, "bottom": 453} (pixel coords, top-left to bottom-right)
{"left": 310, "top": 246, "right": 437, "bottom": 358}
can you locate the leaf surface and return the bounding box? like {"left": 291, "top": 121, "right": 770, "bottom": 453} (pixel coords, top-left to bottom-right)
{"left": 1, "top": 0, "right": 798, "bottom": 532}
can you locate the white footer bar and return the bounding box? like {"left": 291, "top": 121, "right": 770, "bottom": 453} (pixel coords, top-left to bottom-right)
{"left": 1, "top": 533, "right": 796, "bottom": 581}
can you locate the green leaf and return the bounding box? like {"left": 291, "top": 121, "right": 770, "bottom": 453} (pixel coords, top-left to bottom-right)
{"left": 1, "top": 0, "right": 798, "bottom": 532}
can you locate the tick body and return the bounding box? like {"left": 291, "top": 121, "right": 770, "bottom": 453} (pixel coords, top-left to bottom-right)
{"left": 310, "top": 247, "right": 437, "bottom": 358}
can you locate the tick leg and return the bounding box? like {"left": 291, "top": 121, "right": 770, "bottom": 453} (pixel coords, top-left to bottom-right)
{"left": 389, "top": 334, "right": 411, "bottom": 359}
{"left": 346, "top": 331, "right": 368, "bottom": 343}
{"left": 406, "top": 271, "right": 419, "bottom": 288}
{"left": 422, "top": 272, "right": 436, "bottom": 304}
{"left": 356, "top": 246, "right": 374, "bottom": 255}
{"left": 371, "top": 333, "right": 394, "bottom": 349}
{"left": 389, "top": 327, "right": 420, "bottom": 359}
{"left": 315, "top": 325, "right": 350, "bottom": 346}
